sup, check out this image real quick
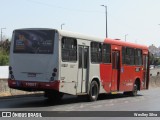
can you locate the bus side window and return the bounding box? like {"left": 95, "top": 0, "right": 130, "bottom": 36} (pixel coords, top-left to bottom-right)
{"left": 125, "top": 47, "right": 134, "bottom": 65}
{"left": 102, "top": 44, "right": 111, "bottom": 63}
{"left": 125, "top": 47, "right": 130, "bottom": 65}
{"left": 130, "top": 48, "right": 135, "bottom": 65}
{"left": 91, "top": 42, "right": 102, "bottom": 63}
{"left": 122, "top": 47, "right": 125, "bottom": 64}
{"left": 62, "top": 37, "right": 77, "bottom": 62}
{"left": 135, "top": 49, "right": 142, "bottom": 65}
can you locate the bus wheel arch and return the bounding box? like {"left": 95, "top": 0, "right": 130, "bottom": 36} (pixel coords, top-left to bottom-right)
{"left": 88, "top": 78, "right": 100, "bottom": 101}
{"left": 124, "top": 78, "right": 140, "bottom": 96}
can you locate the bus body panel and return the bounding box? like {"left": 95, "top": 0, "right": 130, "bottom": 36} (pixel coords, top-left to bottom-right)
{"left": 100, "top": 64, "right": 112, "bottom": 93}
{"left": 104, "top": 38, "right": 149, "bottom": 92}
{"left": 120, "top": 65, "right": 135, "bottom": 91}
{"left": 10, "top": 54, "right": 55, "bottom": 82}
{"left": 8, "top": 28, "right": 150, "bottom": 97}
{"left": 8, "top": 79, "right": 60, "bottom": 91}
{"left": 9, "top": 29, "right": 61, "bottom": 91}
{"left": 59, "top": 61, "right": 78, "bottom": 95}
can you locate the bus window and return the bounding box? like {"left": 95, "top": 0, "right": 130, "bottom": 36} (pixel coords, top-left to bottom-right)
{"left": 122, "top": 47, "right": 126, "bottom": 64}
{"left": 130, "top": 48, "right": 134, "bottom": 65}
{"left": 13, "top": 30, "right": 54, "bottom": 54}
{"left": 125, "top": 48, "right": 131, "bottom": 65}
{"left": 102, "top": 44, "right": 111, "bottom": 63}
{"left": 91, "top": 42, "right": 102, "bottom": 63}
{"left": 124, "top": 47, "right": 135, "bottom": 65}
{"left": 62, "top": 37, "right": 77, "bottom": 62}
{"left": 78, "top": 46, "right": 82, "bottom": 68}
{"left": 84, "top": 47, "right": 88, "bottom": 68}
{"left": 135, "top": 49, "right": 142, "bottom": 65}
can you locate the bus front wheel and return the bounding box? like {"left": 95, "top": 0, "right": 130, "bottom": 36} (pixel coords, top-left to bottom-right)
{"left": 88, "top": 81, "right": 99, "bottom": 101}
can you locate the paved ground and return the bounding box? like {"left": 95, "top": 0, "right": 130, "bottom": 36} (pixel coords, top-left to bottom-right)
{"left": 150, "top": 68, "right": 160, "bottom": 76}
{"left": 0, "top": 88, "right": 159, "bottom": 111}
{"left": 0, "top": 68, "right": 159, "bottom": 120}
{"left": 0, "top": 88, "right": 160, "bottom": 120}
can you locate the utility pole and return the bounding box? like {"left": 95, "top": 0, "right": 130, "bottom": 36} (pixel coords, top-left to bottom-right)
{"left": 101, "top": 5, "right": 108, "bottom": 38}
{"left": 125, "top": 34, "right": 128, "bottom": 41}
{"left": 1, "top": 28, "right": 6, "bottom": 42}
{"left": 61, "top": 23, "right": 65, "bottom": 30}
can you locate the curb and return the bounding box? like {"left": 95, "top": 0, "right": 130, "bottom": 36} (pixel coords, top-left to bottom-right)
{"left": 0, "top": 93, "right": 43, "bottom": 100}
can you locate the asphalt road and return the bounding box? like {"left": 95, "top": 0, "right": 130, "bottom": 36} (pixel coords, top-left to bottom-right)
{"left": 0, "top": 88, "right": 160, "bottom": 120}
{"left": 150, "top": 68, "right": 160, "bottom": 76}
{"left": 0, "top": 87, "right": 159, "bottom": 111}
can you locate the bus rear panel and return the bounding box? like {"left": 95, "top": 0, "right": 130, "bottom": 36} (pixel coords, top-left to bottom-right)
{"left": 8, "top": 29, "right": 60, "bottom": 91}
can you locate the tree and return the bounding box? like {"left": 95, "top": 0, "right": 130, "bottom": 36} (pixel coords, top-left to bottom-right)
{"left": 2, "top": 39, "right": 10, "bottom": 54}
{"left": 0, "top": 39, "right": 11, "bottom": 65}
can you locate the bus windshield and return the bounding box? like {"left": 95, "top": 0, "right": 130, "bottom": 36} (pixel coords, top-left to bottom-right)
{"left": 13, "top": 30, "right": 55, "bottom": 54}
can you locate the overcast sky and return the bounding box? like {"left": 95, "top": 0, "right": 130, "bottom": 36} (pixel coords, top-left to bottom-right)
{"left": 1, "top": 0, "right": 160, "bottom": 47}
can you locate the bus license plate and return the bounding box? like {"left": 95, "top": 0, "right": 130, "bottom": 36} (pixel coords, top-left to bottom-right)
{"left": 25, "top": 82, "right": 37, "bottom": 87}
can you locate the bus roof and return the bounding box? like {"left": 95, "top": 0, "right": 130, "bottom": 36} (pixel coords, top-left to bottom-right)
{"left": 104, "top": 38, "right": 148, "bottom": 50}
{"left": 14, "top": 28, "right": 105, "bottom": 42}
{"left": 58, "top": 30, "right": 148, "bottom": 50}
{"left": 13, "top": 28, "right": 148, "bottom": 50}
{"left": 58, "top": 29, "right": 104, "bottom": 42}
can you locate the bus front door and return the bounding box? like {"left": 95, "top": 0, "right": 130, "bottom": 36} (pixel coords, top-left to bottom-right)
{"left": 77, "top": 46, "right": 89, "bottom": 93}
{"left": 143, "top": 54, "right": 149, "bottom": 89}
{"left": 111, "top": 50, "right": 120, "bottom": 91}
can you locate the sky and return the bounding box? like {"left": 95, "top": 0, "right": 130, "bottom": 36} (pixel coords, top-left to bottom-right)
{"left": 1, "top": 0, "right": 160, "bottom": 47}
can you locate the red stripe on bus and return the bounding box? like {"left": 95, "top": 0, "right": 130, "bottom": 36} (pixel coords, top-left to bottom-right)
{"left": 8, "top": 79, "right": 60, "bottom": 91}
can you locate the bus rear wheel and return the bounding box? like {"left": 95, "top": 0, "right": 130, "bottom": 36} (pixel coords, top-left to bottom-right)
{"left": 88, "top": 81, "right": 99, "bottom": 101}
{"left": 124, "top": 83, "right": 138, "bottom": 96}
{"left": 131, "top": 83, "right": 138, "bottom": 96}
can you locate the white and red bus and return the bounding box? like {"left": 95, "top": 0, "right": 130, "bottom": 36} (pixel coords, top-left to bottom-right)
{"left": 8, "top": 28, "right": 150, "bottom": 101}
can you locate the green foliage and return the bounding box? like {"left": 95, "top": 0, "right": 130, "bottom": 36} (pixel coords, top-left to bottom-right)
{"left": 154, "top": 58, "right": 160, "bottom": 65}
{"left": 0, "top": 39, "right": 11, "bottom": 66}
{"left": 0, "top": 51, "right": 9, "bottom": 65}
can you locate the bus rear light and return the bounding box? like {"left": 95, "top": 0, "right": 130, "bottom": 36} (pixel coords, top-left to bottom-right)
{"left": 46, "top": 84, "right": 50, "bottom": 87}
{"left": 9, "top": 66, "right": 12, "bottom": 71}
{"left": 11, "top": 75, "right": 15, "bottom": 80}
{"left": 12, "top": 81, "right": 16, "bottom": 85}
{"left": 52, "top": 73, "right": 56, "bottom": 77}
{"left": 10, "top": 71, "right": 13, "bottom": 75}
{"left": 53, "top": 68, "right": 57, "bottom": 72}
{"left": 50, "top": 77, "right": 54, "bottom": 81}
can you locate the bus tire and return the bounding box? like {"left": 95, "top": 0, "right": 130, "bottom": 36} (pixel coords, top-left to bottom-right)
{"left": 127, "top": 83, "right": 138, "bottom": 96}
{"left": 123, "top": 82, "right": 138, "bottom": 96}
{"left": 88, "top": 81, "right": 99, "bottom": 101}
{"left": 131, "top": 83, "right": 138, "bottom": 96}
